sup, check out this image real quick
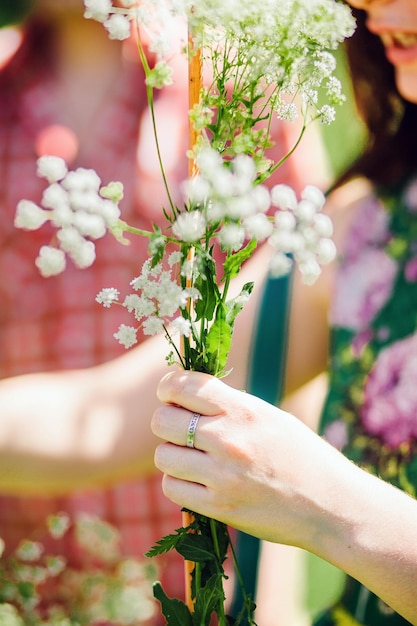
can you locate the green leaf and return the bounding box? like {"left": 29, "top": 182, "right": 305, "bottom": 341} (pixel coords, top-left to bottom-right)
{"left": 193, "top": 574, "right": 225, "bottom": 626}
{"left": 153, "top": 582, "right": 193, "bottom": 626}
{"left": 223, "top": 240, "right": 257, "bottom": 280}
{"left": 145, "top": 527, "right": 189, "bottom": 558}
{"left": 176, "top": 534, "right": 216, "bottom": 563}
{"left": 194, "top": 253, "right": 219, "bottom": 323}
{"left": 226, "top": 281, "right": 254, "bottom": 329}
{"left": 205, "top": 305, "right": 232, "bottom": 376}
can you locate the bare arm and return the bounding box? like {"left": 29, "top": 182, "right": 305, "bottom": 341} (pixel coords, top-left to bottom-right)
{"left": 152, "top": 370, "right": 417, "bottom": 624}
{"left": 0, "top": 332, "right": 172, "bottom": 494}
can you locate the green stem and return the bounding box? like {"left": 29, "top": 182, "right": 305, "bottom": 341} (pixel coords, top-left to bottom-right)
{"left": 135, "top": 35, "right": 177, "bottom": 216}
{"left": 262, "top": 122, "right": 307, "bottom": 182}
{"left": 210, "top": 519, "right": 227, "bottom": 626}
{"left": 228, "top": 531, "right": 256, "bottom": 625}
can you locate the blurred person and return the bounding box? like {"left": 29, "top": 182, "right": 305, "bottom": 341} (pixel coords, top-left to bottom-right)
{"left": 152, "top": 1, "right": 417, "bottom": 624}
{"left": 0, "top": 0, "right": 329, "bottom": 622}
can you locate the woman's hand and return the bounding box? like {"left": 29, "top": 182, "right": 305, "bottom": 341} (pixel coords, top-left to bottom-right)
{"left": 152, "top": 369, "right": 346, "bottom": 548}
{"left": 152, "top": 370, "right": 417, "bottom": 624}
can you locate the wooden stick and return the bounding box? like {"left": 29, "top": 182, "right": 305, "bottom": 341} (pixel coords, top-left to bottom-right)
{"left": 182, "top": 26, "right": 203, "bottom": 612}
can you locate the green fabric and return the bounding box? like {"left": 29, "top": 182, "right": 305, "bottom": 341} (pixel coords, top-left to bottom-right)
{"left": 0, "top": 0, "right": 32, "bottom": 28}
{"left": 229, "top": 272, "right": 292, "bottom": 622}
{"left": 316, "top": 179, "right": 417, "bottom": 625}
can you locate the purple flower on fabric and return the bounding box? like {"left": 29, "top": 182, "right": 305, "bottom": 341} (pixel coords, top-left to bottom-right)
{"left": 405, "top": 256, "right": 417, "bottom": 282}
{"left": 323, "top": 419, "right": 348, "bottom": 450}
{"left": 330, "top": 247, "right": 397, "bottom": 332}
{"left": 330, "top": 195, "right": 397, "bottom": 333}
{"left": 361, "top": 334, "right": 417, "bottom": 447}
{"left": 405, "top": 178, "right": 417, "bottom": 213}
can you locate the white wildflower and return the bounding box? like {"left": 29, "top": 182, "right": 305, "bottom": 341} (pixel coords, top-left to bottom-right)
{"left": 123, "top": 294, "right": 155, "bottom": 319}
{"left": 168, "top": 251, "right": 182, "bottom": 267}
{"left": 269, "top": 253, "right": 293, "bottom": 278}
{"left": 274, "top": 210, "right": 297, "bottom": 231}
{"left": 36, "top": 155, "right": 68, "bottom": 183}
{"left": 277, "top": 102, "right": 299, "bottom": 122}
{"left": 271, "top": 184, "right": 298, "bottom": 210}
{"left": 104, "top": 13, "right": 132, "bottom": 40}
{"left": 219, "top": 224, "right": 245, "bottom": 252}
{"left": 47, "top": 513, "right": 71, "bottom": 539}
{"left": 51, "top": 204, "right": 74, "bottom": 228}
{"left": 83, "top": 0, "right": 112, "bottom": 22}
{"left": 72, "top": 211, "right": 107, "bottom": 239}
{"left": 172, "top": 211, "right": 206, "bottom": 243}
{"left": 15, "top": 540, "right": 44, "bottom": 562}
{"left": 142, "top": 316, "right": 165, "bottom": 336}
{"left": 172, "top": 316, "right": 192, "bottom": 336}
{"left": 301, "top": 185, "right": 326, "bottom": 210}
{"left": 298, "top": 257, "right": 322, "bottom": 285}
{"left": 313, "top": 212, "right": 333, "bottom": 237}
{"left": 68, "top": 239, "right": 96, "bottom": 269}
{"left": 62, "top": 168, "right": 101, "bottom": 192}
{"left": 295, "top": 199, "right": 318, "bottom": 222}
{"left": 41, "top": 182, "right": 69, "bottom": 210}
{"left": 96, "top": 287, "right": 120, "bottom": 308}
{"left": 114, "top": 324, "right": 138, "bottom": 349}
{"left": 318, "top": 104, "right": 336, "bottom": 125}
{"left": 14, "top": 200, "right": 48, "bottom": 230}
{"left": 244, "top": 214, "right": 273, "bottom": 241}
{"left": 35, "top": 246, "right": 66, "bottom": 277}
{"left": 316, "top": 237, "right": 337, "bottom": 264}
{"left": 182, "top": 175, "right": 211, "bottom": 205}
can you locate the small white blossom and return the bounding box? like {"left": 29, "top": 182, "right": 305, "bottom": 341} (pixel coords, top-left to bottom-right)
{"left": 295, "top": 199, "right": 318, "bottom": 222}
{"left": 114, "top": 324, "right": 138, "bottom": 349}
{"left": 172, "top": 211, "right": 206, "bottom": 243}
{"left": 104, "top": 13, "right": 132, "bottom": 40}
{"left": 172, "top": 316, "right": 192, "bottom": 336}
{"left": 68, "top": 239, "right": 96, "bottom": 269}
{"left": 41, "top": 182, "right": 69, "bottom": 210}
{"left": 62, "top": 168, "right": 101, "bottom": 192}
{"left": 298, "top": 257, "right": 322, "bottom": 285}
{"left": 142, "top": 316, "right": 165, "bottom": 336}
{"left": 15, "top": 540, "right": 44, "bottom": 562}
{"left": 274, "top": 210, "right": 297, "bottom": 231}
{"left": 83, "top": 0, "right": 112, "bottom": 22}
{"left": 35, "top": 246, "right": 66, "bottom": 277}
{"left": 244, "top": 214, "right": 273, "bottom": 241}
{"left": 219, "top": 224, "right": 245, "bottom": 251}
{"left": 271, "top": 184, "right": 298, "bottom": 210}
{"left": 316, "top": 237, "right": 337, "bottom": 264}
{"left": 313, "top": 212, "right": 333, "bottom": 237}
{"left": 301, "top": 185, "right": 326, "bottom": 210}
{"left": 14, "top": 200, "right": 48, "bottom": 230}
{"left": 269, "top": 253, "right": 293, "bottom": 278}
{"left": 36, "top": 155, "right": 68, "bottom": 183}
{"left": 318, "top": 104, "right": 336, "bottom": 125}
{"left": 168, "top": 251, "right": 182, "bottom": 267}
{"left": 96, "top": 287, "right": 120, "bottom": 308}
{"left": 72, "top": 211, "right": 107, "bottom": 239}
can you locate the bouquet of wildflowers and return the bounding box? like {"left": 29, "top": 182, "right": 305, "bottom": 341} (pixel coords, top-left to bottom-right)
{"left": 15, "top": 0, "right": 355, "bottom": 623}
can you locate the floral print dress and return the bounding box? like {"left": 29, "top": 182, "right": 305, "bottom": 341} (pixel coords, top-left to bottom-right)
{"left": 315, "top": 177, "right": 417, "bottom": 626}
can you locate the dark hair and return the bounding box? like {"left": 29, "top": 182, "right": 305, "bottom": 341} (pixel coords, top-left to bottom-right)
{"left": 336, "top": 8, "right": 417, "bottom": 189}
{"left": 0, "top": 0, "right": 32, "bottom": 28}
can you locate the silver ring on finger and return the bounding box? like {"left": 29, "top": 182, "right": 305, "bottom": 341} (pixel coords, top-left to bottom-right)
{"left": 186, "top": 412, "right": 201, "bottom": 449}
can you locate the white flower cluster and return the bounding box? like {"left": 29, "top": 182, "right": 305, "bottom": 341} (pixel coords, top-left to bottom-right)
{"left": 180, "top": 148, "right": 335, "bottom": 284}
{"left": 15, "top": 156, "right": 123, "bottom": 277}
{"left": 83, "top": 0, "right": 134, "bottom": 40}
{"left": 97, "top": 254, "right": 201, "bottom": 348}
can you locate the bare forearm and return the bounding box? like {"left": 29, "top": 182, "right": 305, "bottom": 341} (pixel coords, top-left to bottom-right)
{"left": 0, "top": 334, "right": 170, "bottom": 494}
{"left": 310, "top": 457, "right": 417, "bottom": 624}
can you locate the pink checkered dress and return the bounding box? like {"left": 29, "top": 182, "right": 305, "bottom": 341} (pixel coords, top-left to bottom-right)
{"left": 0, "top": 19, "right": 189, "bottom": 624}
